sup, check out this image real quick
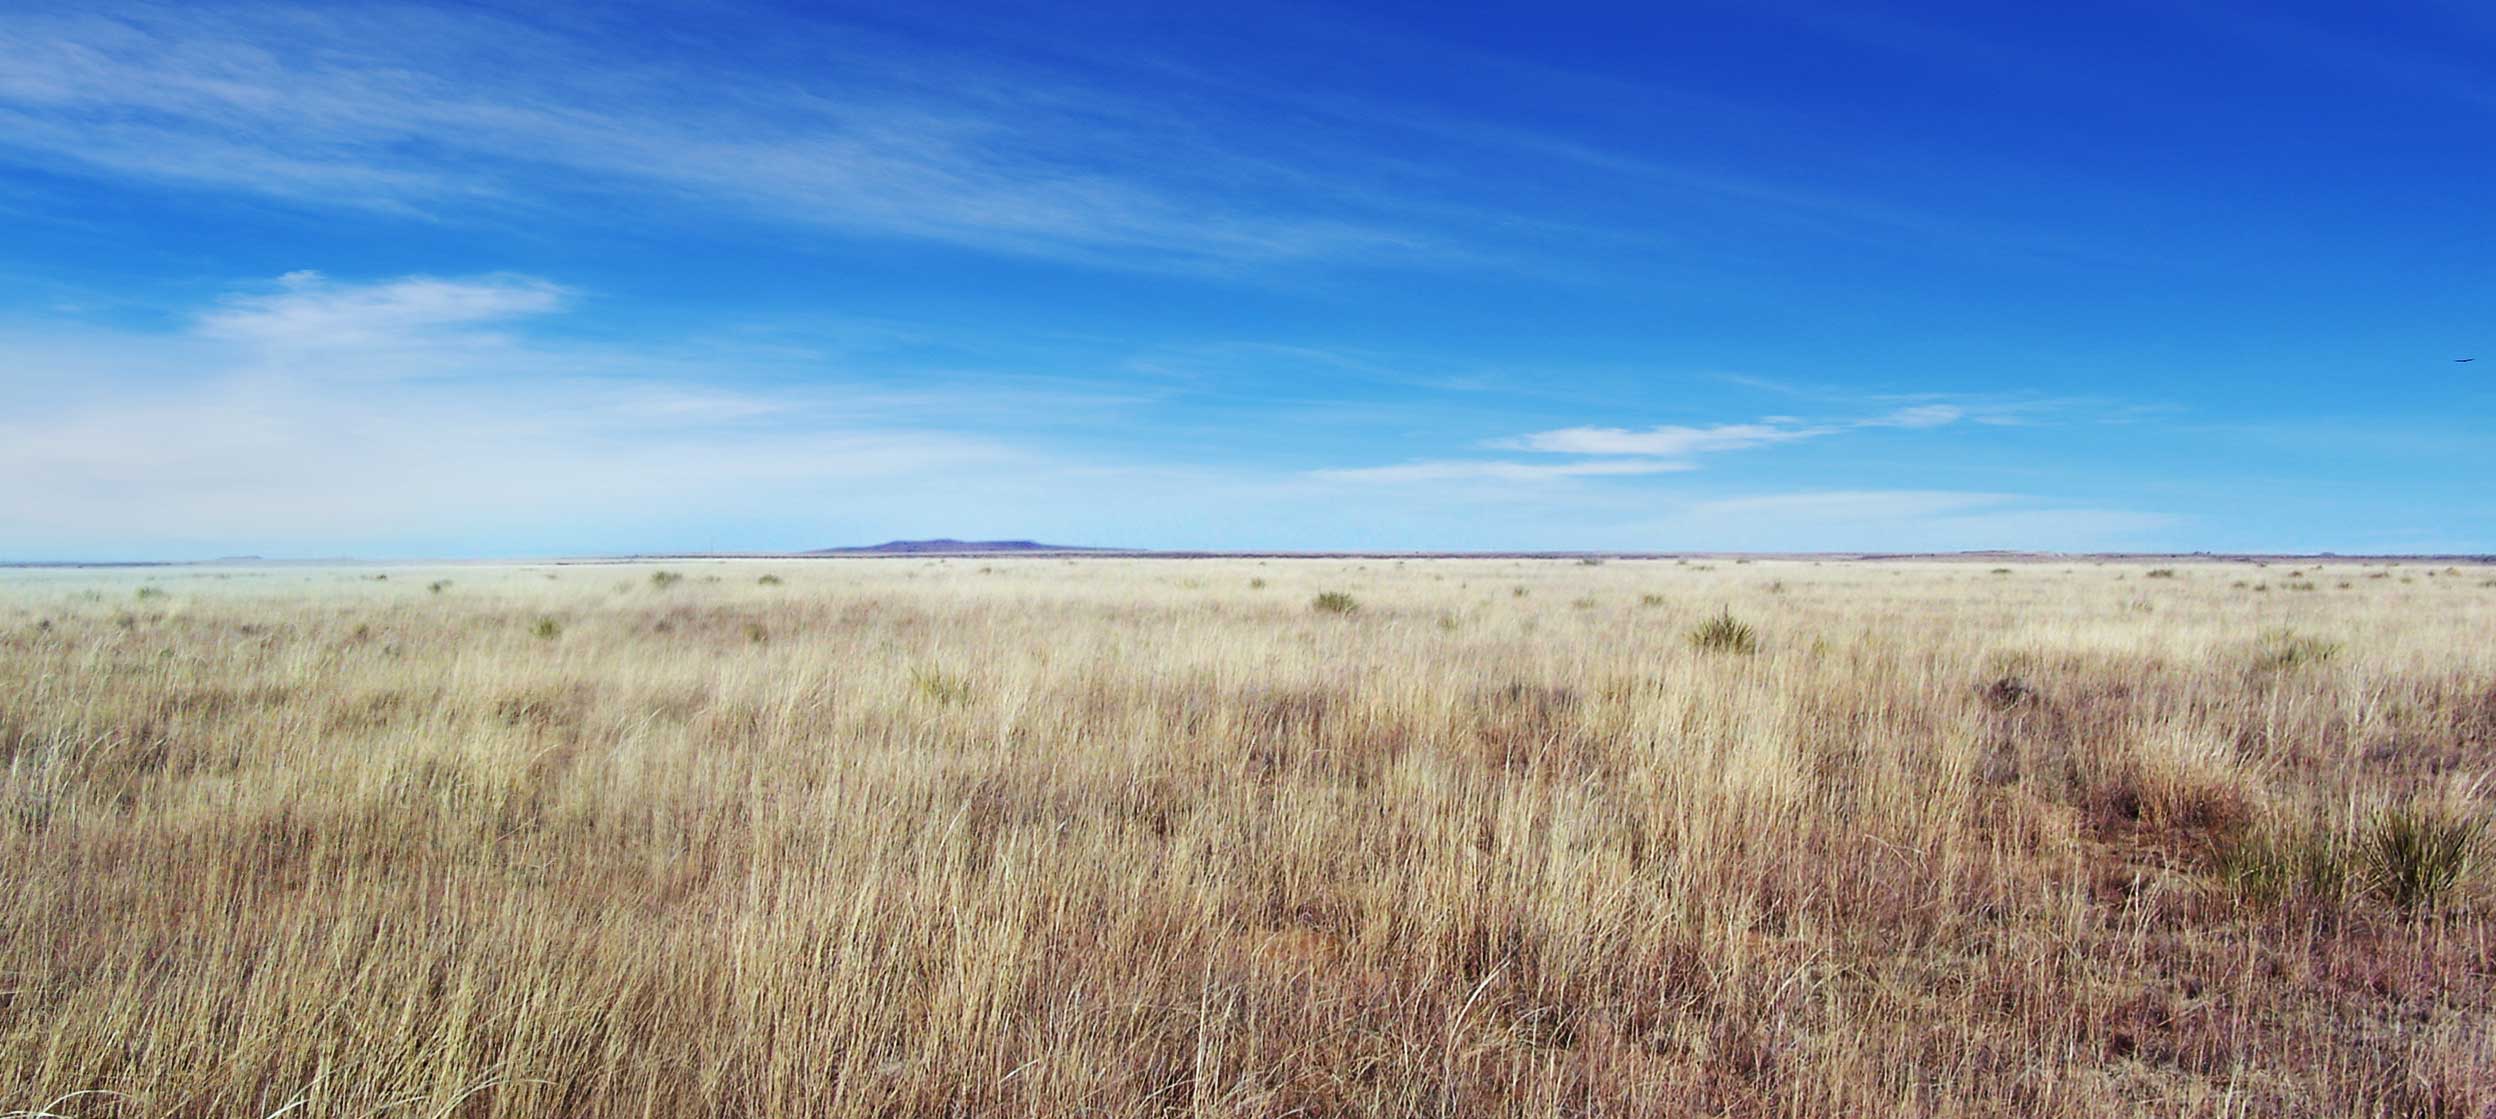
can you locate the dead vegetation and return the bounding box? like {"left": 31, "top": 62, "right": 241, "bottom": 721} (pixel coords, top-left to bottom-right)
{"left": 0, "top": 558, "right": 2491, "bottom": 1117}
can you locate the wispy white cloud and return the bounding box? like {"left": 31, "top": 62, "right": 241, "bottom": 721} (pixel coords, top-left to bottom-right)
{"left": 1308, "top": 458, "right": 1693, "bottom": 484}
{"left": 197, "top": 271, "right": 568, "bottom": 354}
{"left": 0, "top": 5, "right": 1435, "bottom": 271}
{"left": 1403, "top": 401, "right": 1977, "bottom": 479}
{"left": 0, "top": 277, "right": 2193, "bottom": 556}
{"left": 1865, "top": 403, "right": 1965, "bottom": 428}
{"left": 1489, "top": 420, "right": 1835, "bottom": 457}
{"left": 0, "top": 271, "right": 1030, "bottom": 553}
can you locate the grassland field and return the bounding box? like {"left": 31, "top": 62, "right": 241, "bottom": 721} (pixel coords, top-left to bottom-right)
{"left": 3, "top": 557, "right": 2492, "bottom": 1117}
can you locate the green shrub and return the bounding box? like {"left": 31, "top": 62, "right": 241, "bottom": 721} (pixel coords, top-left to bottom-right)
{"left": 756, "top": 574, "right": 783, "bottom": 587}
{"left": 2367, "top": 804, "right": 2481, "bottom": 912}
{"left": 427, "top": 580, "right": 451, "bottom": 594}
{"left": 530, "top": 617, "right": 563, "bottom": 640}
{"left": 1311, "top": 592, "right": 1359, "bottom": 615}
{"left": 1688, "top": 609, "right": 1758, "bottom": 655}
{"left": 649, "top": 570, "right": 685, "bottom": 590}
{"left": 2145, "top": 568, "right": 2177, "bottom": 579}
{"left": 1249, "top": 578, "right": 1267, "bottom": 590}
{"left": 2226, "top": 805, "right": 2488, "bottom": 913}
{"left": 134, "top": 587, "right": 166, "bottom": 600}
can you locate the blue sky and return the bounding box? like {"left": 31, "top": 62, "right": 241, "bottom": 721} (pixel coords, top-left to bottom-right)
{"left": 1, "top": 0, "right": 2488, "bottom": 558}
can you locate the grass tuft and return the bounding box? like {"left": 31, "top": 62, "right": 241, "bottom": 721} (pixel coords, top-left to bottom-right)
{"left": 1687, "top": 609, "right": 1758, "bottom": 655}
{"left": 2254, "top": 628, "right": 2341, "bottom": 670}
{"left": 909, "top": 667, "right": 972, "bottom": 705}
{"left": 2367, "top": 803, "right": 2482, "bottom": 912}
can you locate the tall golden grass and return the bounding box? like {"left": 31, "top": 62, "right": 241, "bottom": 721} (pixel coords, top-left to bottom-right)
{"left": 2, "top": 558, "right": 2491, "bottom": 1117}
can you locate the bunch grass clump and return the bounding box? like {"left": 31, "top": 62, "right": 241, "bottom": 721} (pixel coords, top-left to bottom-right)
{"left": 1687, "top": 608, "right": 1757, "bottom": 654}
{"left": 2367, "top": 803, "right": 2482, "bottom": 912}
{"left": 2254, "top": 628, "right": 2341, "bottom": 670}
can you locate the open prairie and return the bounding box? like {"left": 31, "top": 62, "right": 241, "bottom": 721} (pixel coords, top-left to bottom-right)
{"left": 3, "top": 558, "right": 2492, "bottom": 1117}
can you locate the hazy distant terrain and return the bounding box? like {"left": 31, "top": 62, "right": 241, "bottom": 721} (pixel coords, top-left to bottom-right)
{"left": 3, "top": 558, "right": 2491, "bottom": 1116}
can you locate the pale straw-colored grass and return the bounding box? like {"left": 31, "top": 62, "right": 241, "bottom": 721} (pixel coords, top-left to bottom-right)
{"left": 1, "top": 558, "right": 2490, "bottom": 1116}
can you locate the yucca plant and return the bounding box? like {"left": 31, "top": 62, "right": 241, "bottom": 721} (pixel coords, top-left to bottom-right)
{"left": 2368, "top": 804, "right": 2481, "bottom": 912}
{"left": 1311, "top": 592, "right": 1358, "bottom": 615}
{"left": 1688, "top": 609, "right": 1758, "bottom": 655}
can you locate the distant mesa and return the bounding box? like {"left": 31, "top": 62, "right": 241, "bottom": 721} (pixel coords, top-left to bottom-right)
{"left": 803, "top": 538, "right": 1120, "bottom": 555}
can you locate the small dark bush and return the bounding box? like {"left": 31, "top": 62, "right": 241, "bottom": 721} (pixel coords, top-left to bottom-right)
{"left": 1688, "top": 610, "right": 1758, "bottom": 655}
{"left": 2368, "top": 804, "right": 2481, "bottom": 912}
{"left": 1311, "top": 592, "right": 1359, "bottom": 615}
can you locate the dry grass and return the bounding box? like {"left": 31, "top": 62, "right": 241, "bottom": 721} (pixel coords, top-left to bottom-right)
{"left": 3, "top": 558, "right": 2493, "bottom": 1117}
